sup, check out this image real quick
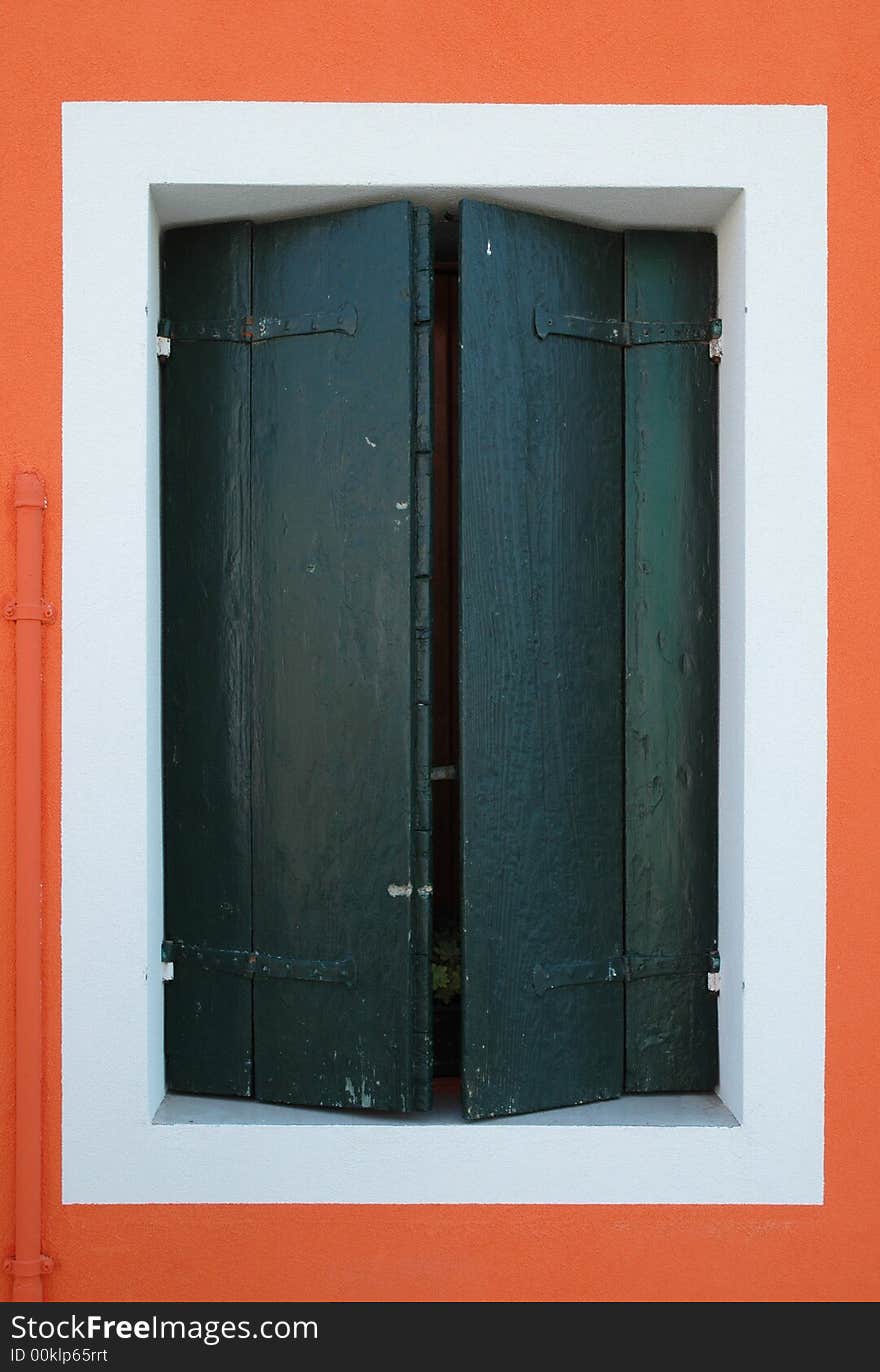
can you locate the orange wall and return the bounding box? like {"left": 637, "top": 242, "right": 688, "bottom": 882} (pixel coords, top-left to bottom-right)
{"left": 2, "top": 0, "right": 879, "bottom": 1303}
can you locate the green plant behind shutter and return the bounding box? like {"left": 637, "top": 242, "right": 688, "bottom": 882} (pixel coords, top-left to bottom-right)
{"left": 459, "top": 200, "right": 625, "bottom": 1119}
{"left": 624, "top": 231, "right": 719, "bottom": 1091}
{"left": 251, "top": 203, "right": 433, "bottom": 1111}
{"left": 161, "top": 221, "right": 254, "bottom": 1097}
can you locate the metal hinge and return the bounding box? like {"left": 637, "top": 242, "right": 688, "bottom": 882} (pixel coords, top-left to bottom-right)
{"left": 157, "top": 305, "right": 357, "bottom": 354}
{"left": 161, "top": 938, "right": 356, "bottom": 987}
{"left": 533, "top": 948, "right": 720, "bottom": 996}
{"left": 535, "top": 305, "right": 722, "bottom": 357}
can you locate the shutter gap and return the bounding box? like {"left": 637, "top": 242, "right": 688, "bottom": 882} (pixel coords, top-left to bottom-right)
{"left": 621, "top": 238, "right": 630, "bottom": 1099}
{"left": 430, "top": 252, "right": 463, "bottom": 1093}
{"left": 247, "top": 221, "right": 256, "bottom": 1099}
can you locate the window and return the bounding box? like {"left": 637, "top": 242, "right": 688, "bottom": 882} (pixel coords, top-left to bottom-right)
{"left": 160, "top": 197, "right": 720, "bottom": 1120}
{"left": 62, "top": 102, "right": 826, "bottom": 1202}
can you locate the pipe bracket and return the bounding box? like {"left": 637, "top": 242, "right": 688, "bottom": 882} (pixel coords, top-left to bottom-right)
{"left": 3, "top": 599, "right": 56, "bottom": 624}
{"left": 4, "top": 1255, "right": 54, "bottom": 1277}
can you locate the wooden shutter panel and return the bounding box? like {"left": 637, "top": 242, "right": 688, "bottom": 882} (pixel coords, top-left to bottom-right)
{"left": 161, "top": 221, "right": 254, "bottom": 1096}
{"left": 161, "top": 203, "right": 432, "bottom": 1111}
{"left": 459, "top": 200, "right": 625, "bottom": 1119}
{"left": 250, "top": 203, "right": 432, "bottom": 1111}
{"left": 624, "top": 231, "right": 719, "bottom": 1091}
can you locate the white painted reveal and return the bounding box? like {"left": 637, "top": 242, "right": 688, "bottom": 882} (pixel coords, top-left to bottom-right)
{"left": 61, "top": 102, "right": 826, "bottom": 1204}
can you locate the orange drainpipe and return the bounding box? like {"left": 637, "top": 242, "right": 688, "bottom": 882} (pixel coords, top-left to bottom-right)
{"left": 4, "top": 472, "right": 55, "bottom": 1302}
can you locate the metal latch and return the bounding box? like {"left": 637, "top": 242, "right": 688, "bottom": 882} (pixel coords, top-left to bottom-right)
{"left": 161, "top": 938, "right": 356, "bottom": 987}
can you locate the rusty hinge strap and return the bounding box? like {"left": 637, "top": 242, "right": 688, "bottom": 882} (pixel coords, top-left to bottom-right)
{"left": 161, "top": 939, "right": 356, "bottom": 987}
{"left": 3, "top": 599, "right": 56, "bottom": 624}
{"left": 158, "top": 304, "right": 357, "bottom": 345}
{"left": 534, "top": 305, "right": 722, "bottom": 347}
{"left": 532, "top": 948, "right": 720, "bottom": 996}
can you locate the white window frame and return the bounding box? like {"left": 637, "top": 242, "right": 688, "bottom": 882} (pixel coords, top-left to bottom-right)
{"left": 61, "top": 102, "right": 826, "bottom": 1204}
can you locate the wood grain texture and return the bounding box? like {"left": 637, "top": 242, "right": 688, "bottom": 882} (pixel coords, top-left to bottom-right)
{"left": 250, "top": 202, "right": 431, "bottom": 1111}
{"left": 459, "top": 200, "right": 624, "bottom": 1119}
{"left": 624, "top": 230, "right": 719, "bottom": 1091}
{"left": 161, "top": 221, "right": 254, "bottom": 1097}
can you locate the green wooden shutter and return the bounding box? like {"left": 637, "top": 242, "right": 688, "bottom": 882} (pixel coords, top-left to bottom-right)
{"left": 458, "top": 200, "right": 625, "bottom": 1119}
{"left": 624, "top": 231, "right": 719, "bottom": 1091}
{"left": 162, "top": 200, "right": 717, "bottom": 1119}
{"left": 161, "top": 221, "right": 254, "bottom": 1097}
{"left": 161, "top": 202, "right": 432, "bottom": 1111}
{"left": 251, "top": 203, "right": 433, "bottom": 1111}
{"left": 458, "top": 203, "right": 719, "bottom": 1119}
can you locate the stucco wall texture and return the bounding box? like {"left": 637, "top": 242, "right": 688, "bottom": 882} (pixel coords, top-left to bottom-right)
{"left": 1, "top": 0, "right": 878, "bottom": 1303}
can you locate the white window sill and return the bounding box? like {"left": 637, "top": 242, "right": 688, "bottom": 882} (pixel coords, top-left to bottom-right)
{"left": 156, "top": 1088, "right": 738, "bottom": 1129}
